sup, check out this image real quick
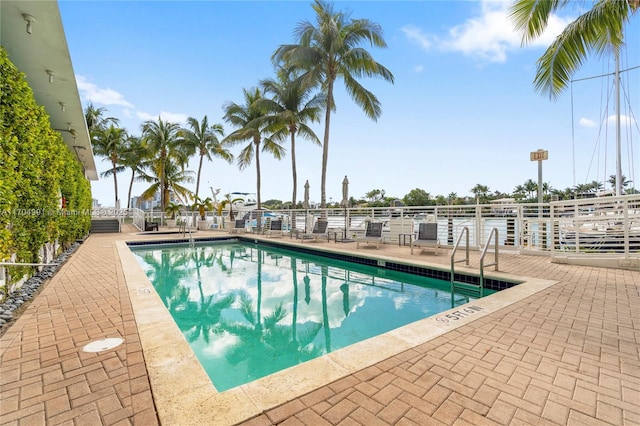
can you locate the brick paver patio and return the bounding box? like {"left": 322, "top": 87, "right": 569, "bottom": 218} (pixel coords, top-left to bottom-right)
{"left": 1, "top": 226, "right": 638, "bottom": 425}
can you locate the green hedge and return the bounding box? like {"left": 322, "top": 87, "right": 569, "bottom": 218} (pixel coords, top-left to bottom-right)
{"left": 0, "top": 47, "right": 91, "bottom": 282}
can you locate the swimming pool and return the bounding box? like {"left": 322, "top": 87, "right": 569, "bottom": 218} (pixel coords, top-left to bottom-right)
{"left": 131, "top": 240, "right": 495, "bottom": 391}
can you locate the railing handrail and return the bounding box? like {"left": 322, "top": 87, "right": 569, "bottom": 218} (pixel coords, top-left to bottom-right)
{"left": 479, "top": 227, "right": 499, "bottom": 298}
{"left": 450, "top": 226, "right": 470, "bottom": 290}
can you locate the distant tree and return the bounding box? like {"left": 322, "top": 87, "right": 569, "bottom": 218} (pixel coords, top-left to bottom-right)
{"left": 364, "top": 189, "right": 385, "bottom": 203}
{"left": 448, "top": 192, "right": 458, "bottom": 205}
{"left": 513, "top": 184, "right": 526, "bottom": 201}
{"left": 262, "top": 199, "right": 284, "bottom": 209}
{"left": 523, "top": 179, "right": 538, "bottom": 200}
{"left": 470, "top": 184, "right": 490, "bottom": 204}
{"left": 588, "top": 180, "right": 604, "bottom": 193}
{"left": 434, "top": 195, "right": 447, "bottom": 206}
{"left": 403, "top": 188, "right": 431, "bottom": 206}
{"left": 608, "top": 174, "right": 632, "bottom": 192}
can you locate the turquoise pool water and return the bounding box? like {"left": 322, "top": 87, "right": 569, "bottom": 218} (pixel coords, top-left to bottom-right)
{"left": 131, "top": 241, "right": 489, "bottom": 391}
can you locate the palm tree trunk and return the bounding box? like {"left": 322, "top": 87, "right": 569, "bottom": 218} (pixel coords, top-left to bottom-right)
{"left": 320, "top": 81, "right": 334, "bottom": 210}
{"left": 127, "top": 171, "right": 135, "bottom": 209}
{"left": 291, "top": 131, "right": 297, "bottom": 209}
{"left": 255, "top": 138, "right": 262, "bottom": 210}
{"left": 195, "top": 153, "right": 204, "bottom": 200}
{"left": 112, "top": 161, "right": 119, "bottom": 208}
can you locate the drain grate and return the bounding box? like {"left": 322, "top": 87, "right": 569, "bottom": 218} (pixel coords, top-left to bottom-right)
{"left": 82, "top": 337, "right": 124, "bottom": 353}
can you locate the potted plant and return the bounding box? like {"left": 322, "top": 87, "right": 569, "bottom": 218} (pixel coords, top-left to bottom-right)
{"left": 193, "top": 197, "right": 212, "bottom": 230}
{"left": 216, "top": 193, "right": 244, "bottom": 230}
{"left": 164, "top": 202, "right": 182, "bottom": 228}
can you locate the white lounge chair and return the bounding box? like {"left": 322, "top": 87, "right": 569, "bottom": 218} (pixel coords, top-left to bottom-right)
{"left": 300, "top": 220, "right": 328, "bottom": 243}
{"left": 411, "top": 222, "right": 440, "bottom": 254}
{"left": 356, "top": 221, "right": 384, "bottom": 249}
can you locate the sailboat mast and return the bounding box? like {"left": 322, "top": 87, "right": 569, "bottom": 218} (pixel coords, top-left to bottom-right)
{"left": 615, "top": 51, "right": 622, "bottom": 196}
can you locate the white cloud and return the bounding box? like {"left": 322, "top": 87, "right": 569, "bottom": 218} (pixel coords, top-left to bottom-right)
{"left": 607, "top": 114, "right": 636, "bottom": 127}
{"left": 579, "top": 118, "right": 596, "bottom": 128}
{"left": 401, "top": 25, "right": 433, "bottom": 50}
{"left": 136, "top": 110, "right": 188, "bottom": 124}
{"left": 414, "top": 64, "right": 424, "bottom": 73}
{"left": 404, "top": 1, "right": 574, "bottom": 63}
{"left": 76, "top": 75, "right": 134, "bottom": 107}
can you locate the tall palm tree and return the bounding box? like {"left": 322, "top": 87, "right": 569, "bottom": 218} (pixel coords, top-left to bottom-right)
{"left": 141, "top": 118, "right": 189, "bottom": 211}
{"left": 92, "top": 124, "right": 127, "bottom": 207}
{"left": 272, "top": 0, "right": 394, "bottom": 209}
{"left": 258, "top": 67, "right": 325, "bottom": 211}
{"left": 181, "top": 116, "right": 233, "bottom": 200}
{"left": 120, "top": 135, "right": 150, "bottom": 209}
{"left": 509, "top": 0, "right": 638, "bottom": 99}
{"left": 222, "top": 88, "right": 285, "bottom": 210}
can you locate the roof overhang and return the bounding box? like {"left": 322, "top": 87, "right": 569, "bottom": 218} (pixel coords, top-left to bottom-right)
{"left": 1, "top": 0, "right": 98, "bottom": 180}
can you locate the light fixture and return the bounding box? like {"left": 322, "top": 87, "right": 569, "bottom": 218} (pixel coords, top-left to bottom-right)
{"left": 54, "top": 123, "right": 77, "bottom": 137}
{"left": 59, "top": 102, "right": 66, "bottom": 112}
{"left": 46, "top": 70, "right": 55, "bottom": 84}
{"left": 23, "top": 14, "right": 35, "bottom": 34}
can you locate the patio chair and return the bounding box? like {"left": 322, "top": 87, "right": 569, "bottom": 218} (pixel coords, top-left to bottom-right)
{"left": 356, "top": 221, "right": 384, "bottom": 249}
{"left": 144, "top": 220, "right": 158, "bottom": 231}
{"left": 300, "top": 219, "right": 328, "bottom": 243}
{"left": 266, "top": 219, "right": 285, "bottom": 238}
{"left": 411, "top": 222, "right": 440, "bottom": 254}
{"left": 229, "top": 219, "right": 246, "bottom": 234}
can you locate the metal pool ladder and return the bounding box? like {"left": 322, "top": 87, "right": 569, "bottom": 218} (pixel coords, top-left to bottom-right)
{"left": 450, "top": 227, "right": 499, "bottom": 298}
{"left": 179, "top": 220, "right": 195, "bottom": 248}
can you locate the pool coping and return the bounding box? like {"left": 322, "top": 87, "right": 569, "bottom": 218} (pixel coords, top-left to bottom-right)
{"left": 116, "top": 238, "right": 557, "bottom": 425}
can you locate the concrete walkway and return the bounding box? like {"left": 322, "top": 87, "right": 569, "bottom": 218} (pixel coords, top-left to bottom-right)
{"left": 1, "top": 226, "right": 638, "bottom": 425}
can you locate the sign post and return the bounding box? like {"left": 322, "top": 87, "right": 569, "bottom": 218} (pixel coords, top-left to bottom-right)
{"left": 530, "top": 149, "right": 548, "bottom": 205}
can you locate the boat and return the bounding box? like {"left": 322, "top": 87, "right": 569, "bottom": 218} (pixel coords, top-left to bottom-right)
{"left": 556, "top": 49, "right": 640, "bottom": 254}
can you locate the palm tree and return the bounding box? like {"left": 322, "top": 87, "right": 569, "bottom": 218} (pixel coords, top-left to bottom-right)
{"left": 470, "top": 184, "right": 490, "bottom": 204}
{"left": 92, "top": 124, "right": 127, "bottom": 207}
{"left": 523, "top": 179, "right": 538, "bottom": 200}
{"left": 258, "top": 67, "right": 325, "bottom": 211}
{"left": 138, "top": 157, "right": 194, "bottom": 208}
{"left": 509, "top": 0, "right": 638, "bottom": 99}
{"left": 272, "top": 0, "right": 394, "bottom": 208}
{"left": 181, "top": 116, "right": 233, "bottom": 200}
{"left": 84, "top": 103, "right": 118, "bottom": 135}
{"left": 222, "top": 87, "right": 285, "bottom": 210}
{"left": 120, "top": 135, "right": 149, "bottom": 208}
{"left": 141, "top": 118, "right": 189, "bottom": 211}
{"left": 608, "top": 174, "right": 632, "bottom": 192}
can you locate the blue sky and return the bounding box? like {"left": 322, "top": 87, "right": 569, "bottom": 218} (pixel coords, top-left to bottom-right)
{"left": 58, "top": 1, "right": 640, "bottom": 207}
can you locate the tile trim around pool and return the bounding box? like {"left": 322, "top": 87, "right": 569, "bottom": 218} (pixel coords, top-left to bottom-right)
{"left": 117, "top": 239, "right": 556, "bottom": 426}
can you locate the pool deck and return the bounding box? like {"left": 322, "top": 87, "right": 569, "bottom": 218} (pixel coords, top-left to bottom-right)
{"left": 1, "top": 224, "right": 639, "bottom": 425}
